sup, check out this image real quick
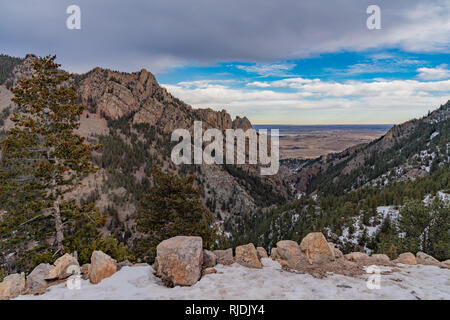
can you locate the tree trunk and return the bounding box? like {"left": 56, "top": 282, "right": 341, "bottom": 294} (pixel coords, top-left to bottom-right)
{"left": 53, "top": 200, "right": 65, "bottom": 254}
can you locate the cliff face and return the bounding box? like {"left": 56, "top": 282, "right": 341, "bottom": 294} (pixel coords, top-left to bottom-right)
{"left": 0, "top": 55, "right": 291, "bottom": 244}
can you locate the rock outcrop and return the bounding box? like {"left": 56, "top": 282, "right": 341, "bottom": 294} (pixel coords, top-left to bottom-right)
{"left": 89, "top": 251, "right": 117, "bottom": 284}
{"left": 275, "top": 240, "right": 308, "bottom": 269}
{"left": 235, "top": 244, "right": 262, "bottom": 269}
{"left": 155, "top": 236, "right": 203, "bottom": 287}
{"left": 344, "top": 252, "right": 369, "bottom": 262}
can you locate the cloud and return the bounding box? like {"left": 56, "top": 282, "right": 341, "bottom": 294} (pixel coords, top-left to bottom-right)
{"left": 236, "top": 63, "right": 296, "bottom": 77}
{"left": 162, "top": 78, "right": 450, "bottom": 124}
{"left": 0, "top": 0, "right": 449, "bottom": 73}
{"left": 417, "top": 65, "right": 450, "bottom": 80}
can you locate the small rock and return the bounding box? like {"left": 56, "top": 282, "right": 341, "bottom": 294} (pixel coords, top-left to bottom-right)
{"left": 155, "top": 236, "right": 203, "bottom": 287}
{"left": 0, "top": 273, "right": 25, "bottom": 300}
{"left": 416, "top": 252, "right": 439, "bottom": 266}
{"left": 203, "top": 249, "right": 217, "bottom": 268}
{"left": 213, "top": 248, "right": 234, "bottom": 266}
{"left": 235, "top": 243, "right": 262, "bottom": 269}
{"left": 202, "top": 267, "right": 217, "bottom": 276}
{"left": 256, "top": 247, "right": 268, "bottom": 259}
{"left": 89, "top": 251, "right": 117, "bottom": 284}
{"left": 26, "top": 263, "right": 52, "bottom": 295}
{"left": 299, "top": 232, "right": 335, "bottom": 264}
{"left": 397, "top": 252, "right": 417, "bottom": 265}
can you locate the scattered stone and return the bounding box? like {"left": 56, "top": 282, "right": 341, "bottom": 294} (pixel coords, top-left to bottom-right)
{"left": 235, "top": 243, "right": 262, "bottom": 269}
{"left": 46, "top": 253, "right": 80, "bottom": 280}
{"left": 203, "top": 249, "right": 217, "bottom": 268}
{"left": 155, "top": 236, "right": 203, "bottom": 287}
{"left": 26, "top": 263, "right": 52, "bottom": 295}
{"left": 344, "top": 252, "right": 368, "bottom": 262}
{"left": 256, "top": 247, "right": 268, "bottom": 259}
{"left": 397, "top": 252, "right": 417, "bottom": 265}
{"left": 416, "top": 252, "right": 439, "bottom": 266}
{"left": 299, "top": 232, "right": 335, "bottom": 264}
{"left": 89, "top": 251, "right": 117, "bottom": 284}
{"left": 213, "top": 248, "right": 234, "bottom": 266}
{"left": 0, "top": 273, "right": 25, "bottom": 300}
{"left": 202, "top": 267, "right": 217, "bottom": 276}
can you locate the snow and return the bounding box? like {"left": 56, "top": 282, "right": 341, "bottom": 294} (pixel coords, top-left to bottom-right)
{"left": 430, "top": 131, "right": 439, "bottom": 140}
{"left": 15, "top": 259, "right": 450, "bottom": 300}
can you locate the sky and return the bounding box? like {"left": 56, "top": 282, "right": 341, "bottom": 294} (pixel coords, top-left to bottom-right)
{"left": 1, "top": 0, "right": 449, "bottom": 124}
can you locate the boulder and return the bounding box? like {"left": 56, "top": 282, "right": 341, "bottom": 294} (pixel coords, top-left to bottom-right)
{"left": 276, "top": 240, "right": 302, "bottom": 261}
{"left": 46, "top": 253, "right": 80, "bottom": 280}
{"left": 155, "top": 236, "right": 203, "bottom": 287}
{"left": 276, "top": 240, "right": 308, "bottom": 269}
{"left": 396, "top": 252, "right": 417, "bottom": 265}
{"left": 26, "top": 263, "right": 52, "bottom": 295}
{"left": 203, "top": 249, "right": 217, "bottom": 268}
{"left": 89, "top": 251, "right": 117, "bottom": 284}
{"left": 344, "top": 252, "right": 369, "bottom": 262}
{"left": 256, "top": 247, "right": 269, "bottom": 259}
{"left": 213, "top": 248, "right": 234, "bottom": 266}
{"left": 371, "top": 254, "right": 390, "bottom": 262}
{"left": 329, "top": 243, "right": 343, "bottom": 259}
{"left": 202, "top": 267, "right": 217, "bottom": 276}
{"left": 416, "top": 252, "right": 440, "bottom": 266}
{"left": 235, "top": 243, "right": 262, "bottom": 269}
{"left": 0, "top": 273, "right": 25, "bottom": 300}
{"left": 299, "top": 232, "right": 335, "bottom": 264}
{"left": 80, "top": 264, "right": 90, "bottom": 280}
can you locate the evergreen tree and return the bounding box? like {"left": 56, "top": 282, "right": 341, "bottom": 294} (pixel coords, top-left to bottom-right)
{"left": 134, "top": 165, "right": 217, "bottom": 262}
{"left": 0, "top": 56, "right": 104, "bottom": 271}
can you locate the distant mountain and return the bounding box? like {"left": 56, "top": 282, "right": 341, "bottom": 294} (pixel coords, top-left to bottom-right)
{"left": 288, "top": 101, "right": 449, "bottom": 197}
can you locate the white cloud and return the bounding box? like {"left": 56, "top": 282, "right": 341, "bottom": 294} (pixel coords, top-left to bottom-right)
{"left": 162, "top": 78, "right": 450, "bottom": 124}
{"left": 417, "top": 65, "right": 450, "bottom": 80}
{"left": 236, "top": 63, "right": 296, "bottom": 77}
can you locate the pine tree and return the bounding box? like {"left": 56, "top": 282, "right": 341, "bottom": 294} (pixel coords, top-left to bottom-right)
{"left": 0, "top": 56, "right": 104, "bottom": 271}
{"left": 134, "top": 165, "right": 217, "bottom": 262}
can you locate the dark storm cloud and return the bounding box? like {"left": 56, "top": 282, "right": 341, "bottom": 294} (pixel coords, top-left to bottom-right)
{"left": 0, "top": 0, "right": 448, "bottom": 73}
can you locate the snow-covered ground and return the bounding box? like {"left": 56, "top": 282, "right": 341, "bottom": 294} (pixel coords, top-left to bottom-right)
{"left": 15, "top": 259, "right": 450, "bottom": 300}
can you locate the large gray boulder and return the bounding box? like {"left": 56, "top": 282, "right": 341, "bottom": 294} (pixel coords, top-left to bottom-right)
{"left": 213, "top": 248, "right": 234, "bottom": 266}
{"left": 26, "top": 263, "right": 52, "bottom": 295}
{"left": 155, "top": 236, "right": 203, "bottom": 287}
